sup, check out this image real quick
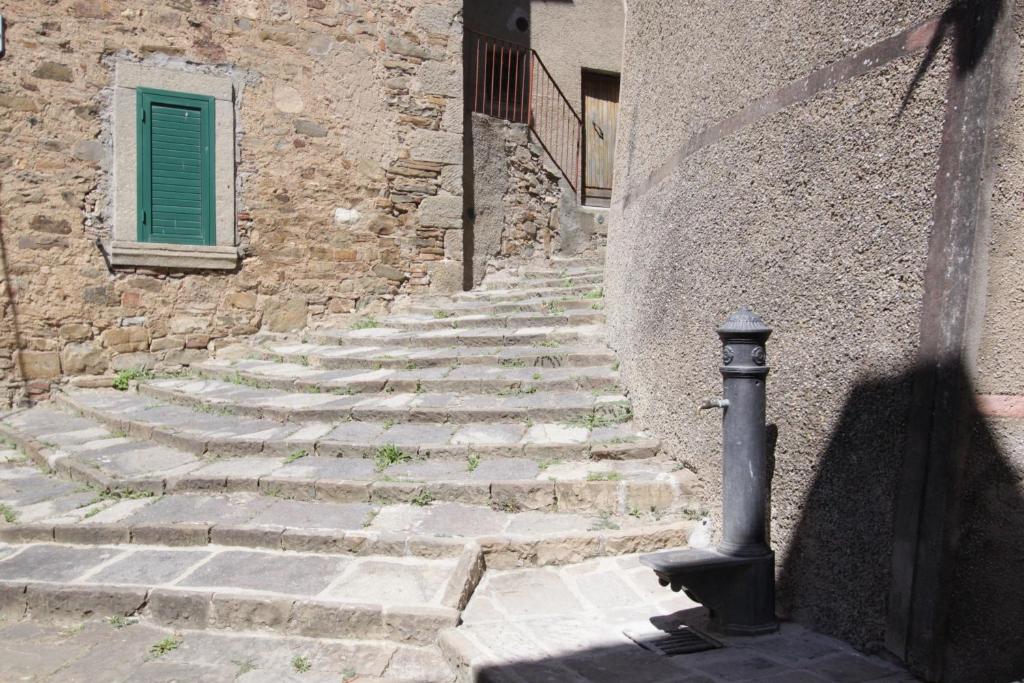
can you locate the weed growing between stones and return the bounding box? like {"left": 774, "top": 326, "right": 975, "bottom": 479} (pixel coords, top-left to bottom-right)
{"left": 586, "top": 471, "right": 622, "bottom": 482}
{"left": 291, "top": 655, "right": 311, "bottom": 673}
{"left": 499, "top": 359, "right": 527, "bottom": 368}
{"left": 351, "top": 317, "right": 380, "bottom": 330}
{"left": 491, "top": 500, "right": 521, "bottom": 513}
{"left": 149, "top": 635, "right": 182, "bottom": 658}
{"left": 544, "top": 302, "right": 566, "bottom": 315}
{"left": 284, "top": 449, "right": 308, "bottom": 464}
{"left": 113, "top": 368, "right": 154, "bottom": 391}
{"left": 374, "top": 444, "right": 410, "bottom": 472}
{"left": 467, "top": 454, "right": 480, "bottom": 472}
{"left": 432, "top": 310, "right": 452, "bottom": 319}
{"left": 590, "top": 511, "right": 620, "bottom": 531}
{"left": 583, "top": 288, "right": 603, "bottom": 299}
{"left": 411, "top": 490, "right": 434, "bottom": 506}
{"left": 537, "top": 458, "right": 561, "bottom": 471}
{"left": 0, "top": 503, "right": 18, "bottom": 523}
{"left": 539, "top": 340, "right": 561, "bottom": 348}
{"left": 107, "top": 615, "right": 137, "bottom": 629}
{"left": 532, "top": 371, "right": 542, "bottom": 380}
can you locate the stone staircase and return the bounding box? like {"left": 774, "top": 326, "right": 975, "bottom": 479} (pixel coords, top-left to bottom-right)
{"left": 0, "top": 257, "right": 702, "bottom": 681}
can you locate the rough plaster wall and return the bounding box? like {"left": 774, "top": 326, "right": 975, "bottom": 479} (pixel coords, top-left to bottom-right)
{"left": 606, "top": 2, "right": 950, "bottom": 652}
{"left": 531, "top": 0, "right": 624, "bottom": 111}
{"left": 0, "top": 0, "right": 462, "bottom": 404}
{"left": 947, "top": 10, "right": 1024, "bottom": 682}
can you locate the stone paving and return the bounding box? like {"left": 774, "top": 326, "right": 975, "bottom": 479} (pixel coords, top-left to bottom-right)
{"left": 443, "top": 554, "right": 919, "bottom": 683}
{"left": 0, "top": 258, "right": 917, "bottom": 681}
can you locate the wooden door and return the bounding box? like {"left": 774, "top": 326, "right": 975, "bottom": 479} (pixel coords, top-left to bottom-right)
{"left": 582, "top": 71, "right": 620, "bottom": 207}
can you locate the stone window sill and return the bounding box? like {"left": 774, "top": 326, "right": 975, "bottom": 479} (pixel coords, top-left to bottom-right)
{"left": 107, "top": 240, "right": 240, "bottom": 271}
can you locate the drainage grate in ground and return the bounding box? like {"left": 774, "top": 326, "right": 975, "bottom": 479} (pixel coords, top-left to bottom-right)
{"left": 624, "top": 626, "right": 724, "bottom": 656}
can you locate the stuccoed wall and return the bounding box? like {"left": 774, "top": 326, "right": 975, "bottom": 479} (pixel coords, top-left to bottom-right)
{"left": 606, "top": 0, "right": 951, "bottom": 655}
{"left": 0, "top": 0, "right": 462, "bottom": 405}
{"left": 530, "top": 0, "right": 623, "bottom": 111}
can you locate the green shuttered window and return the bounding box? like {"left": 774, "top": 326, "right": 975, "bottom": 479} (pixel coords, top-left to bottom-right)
{"left": 137, "top": 88, "right": 215, "bottom": 246}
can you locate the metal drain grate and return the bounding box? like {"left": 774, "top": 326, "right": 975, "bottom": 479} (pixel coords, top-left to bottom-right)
{"left": 624, "top": 626, "right": 724, "bottom": 656}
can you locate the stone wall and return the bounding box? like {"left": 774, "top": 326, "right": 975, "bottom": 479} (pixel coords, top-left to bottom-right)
{"left": 467, "top": 113, "right": 603, "bottom": 282}
{"left": 0, "top": 0, "right": 463, "bottom": 405}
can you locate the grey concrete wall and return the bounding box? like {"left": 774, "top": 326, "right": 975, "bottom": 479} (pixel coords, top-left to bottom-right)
{"left": 605, "top": 0, "right": 959, "bottom": 661}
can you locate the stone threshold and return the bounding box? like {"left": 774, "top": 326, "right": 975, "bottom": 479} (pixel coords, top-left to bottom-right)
{"left": 105, "top": 240, "right": 241, "bottom": 271}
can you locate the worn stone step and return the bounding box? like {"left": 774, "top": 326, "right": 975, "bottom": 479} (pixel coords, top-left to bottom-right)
{"left": 450, "top": 283, "right": 602, "bottom": 303}
{"left": 480, "top": 272, "right": 604, "bottom": 291}
{"left": 133, "top": 377, "right": 631, "bottom": 425}
{"left": 254, "top": 342, "right": 617, "bottom": 371}
{"left": 508, "top": 265, "right": 604, "bottom": 278}
{"left": 0, "top": 617, "right": 455, "bottom": 683}
{"left": 194, "top": 358, "right": 621, "bottom": 395}
{"left": 378, "top": 308, "right": 605, "bottom": 331}
{"left": 49, "top": 392, "right": 659, "bottom": 461}
{"left": 402, "top": 295, "right": 601, "bottom": 317}
{"left": 310, "top": 324, "right": 607, "bottom": 348}
{"left": 0, "top": 543, "right": 464, "bottom": 645}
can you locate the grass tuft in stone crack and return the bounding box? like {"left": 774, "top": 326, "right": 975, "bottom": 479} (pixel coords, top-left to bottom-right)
{"left": 113, "top": 368, "right": 154, "bottom": 391}
{"left": 583, "top": 288, "right": 603, "bottom": 300}
{"left": 0, "top": 504, "right": 18, "bottom": 524}
{"left": 284, "top": 449, "right": 308, "bottom": 464}
{"left": 411, "top": 490, "right": 434, "bottom": 507}
{"left": 586, "top": 471, "right": 622, "bottom": 482}
{"left": 374, "top": 444, "right": 410, "bottom": 472}
{"left": 432, "top": 310, "right": 452, "bottom": 319}
{"left": 108, "top": 615, "right": 138, "bottom": 629}
{"left": 149, "top": 635, "right": 182, "bottom": 658}
{"left": 466, "top": 454, "right": 480, "bottom": 472}
{"left": 590, "top": 511, "right": 620, "bottom": 531}
{"left": 351, "top": 317, "right": 380, "bottom": 330}
{"left": 292, "top": 654, "right": 311, "bottom": 673}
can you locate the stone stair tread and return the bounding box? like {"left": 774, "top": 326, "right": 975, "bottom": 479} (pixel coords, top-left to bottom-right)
{"left": 403, "top": 297, "right": 600, "bottom": 315}
{"left": 195, "top": 357, "right": 620, "bottom": 393}
{"left": 378, "top": 309, "right": 604, "bottom": 330}
{"left": 311, "top": 324, "right": 607, "bottom": 348}
{"left": 256, "top": 342, "right": 616, "bottom": 369}
{"left": 131, "top": 377, "right": 631, "bottom": 424}
{"left": 12, "top": 395, "right": 659, "bottom": 464}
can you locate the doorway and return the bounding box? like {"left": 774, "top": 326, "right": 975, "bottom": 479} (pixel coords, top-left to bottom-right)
{"left": 581, "top": 70, "right": 620, "bottom": 207}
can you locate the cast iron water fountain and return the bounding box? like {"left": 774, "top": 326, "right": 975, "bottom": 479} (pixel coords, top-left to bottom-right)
{"left": 641, "top": 306, "right": 778, "bottom": 635}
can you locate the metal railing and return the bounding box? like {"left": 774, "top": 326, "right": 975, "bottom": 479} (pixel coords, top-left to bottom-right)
{"left": 467, "top": 29, "right": 582, "bottom": 193}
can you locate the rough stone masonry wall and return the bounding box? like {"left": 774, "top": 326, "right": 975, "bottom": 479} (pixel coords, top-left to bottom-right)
{"left": 0, "top": 0, "right": 463, "bottom": 406}
{"left": 468, "top": 112, "right": 600, "bottom": 284}
{"left": 606, "top": 0, "right": 951, "bottom": 656}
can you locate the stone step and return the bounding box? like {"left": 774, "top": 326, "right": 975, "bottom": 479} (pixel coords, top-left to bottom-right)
{"left": 378, "top": 308, "right": 605, "bottom": 331}
{"left": 508, "top": 266, "right": 604, "bottom": 279}
{"left": 133, "top": 377, "right": 632, "bottom": 425}
{"left": 480, "top": 272, "right": 604, "bottom": 291}
{"left": 443, "top": 283, "right": 604, "bottom": 303}
{"left": 255, "top": 342, "right": 617, "bottom": 371}
{"left": 310, "top": 324, "right": 607, "bottom": 348}
{"left": 49, "top": 392, "right": 658, "bottom": 461}
{"left": 194, "top": 358, "right": 621, "bottom": 395}
{"left": 0, "top": 617, "right": 455, "bottom": 682}
{"left": 402, "top": 295, "right": 601, "bottom": 317}
{"left": 0, "top": 542, "right": 464, "bottom": 646}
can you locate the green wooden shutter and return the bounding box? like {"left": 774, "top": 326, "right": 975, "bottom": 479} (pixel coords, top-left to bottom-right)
{"left": 137, "top": 88, "right": 216, "bottom": 246}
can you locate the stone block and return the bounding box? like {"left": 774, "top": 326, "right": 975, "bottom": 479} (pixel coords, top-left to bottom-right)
{"left": 150, "top": 337, "right": 185, "bottom": 352}
{"left": 59, "top": 323, "right": 93, "bottom": 341}
{"left": 101, "top": 327, "right": 150, "bottom": 354}
{"left": 383, "top": 605, "right": 459, "bottom": 644}
{"left": 131, "top": 523, "right": 210, "bottom": 546}
{"left": 147, "top": 588, "right": 212, "bottom": 628}
{"left": 61, "top": 342, "right": 108, "bottom": 375}
{"left": 14, "top": 351, "right": 61, "bottom": 380}
{"left": 412, "top": 61, "right": 461, "bottom": 98}
{"left": 408, "top": 130, "right": 461, "bottom": 165}
{"left": 294, "top": 119, "right": 327, "bottom": 137}
{"left": 209, "top": 525, "right": 283, "bottom": 549}
{"left": 32, "top": 62, "right": 73, "bottom": 82}
{"left": 26, "top": 583, "right": 148, "bottom": 621}
{"left": 491, "top": 481, "right": 556, "bottom": 512}
{"left": 53, "top": 523, "right": 130, "bottom": 545}
{"left": 263, "top": 297, "right": 308, "bottom": 332}
{"left": 444, "top": 228, "right": 464, "bottom": 259}
{"left": 418, "top": 195, "right": 463, "bottom": 229}
{"left": 211, "top": 593, "right": 292, "bottom": 630}
{"left": 110, "top": 352, "right": 155, "bottom": 372}
{"left": 428, "top": 260, "right": 464, "bottom": 294}
{"left": 286, "top": 600, "right": 385, "bottom": 639}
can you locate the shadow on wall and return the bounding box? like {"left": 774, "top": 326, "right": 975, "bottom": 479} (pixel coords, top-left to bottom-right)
{"left": 900, "top": 0, "right": 1003, "bottom": 114}
{"left": 777, "top": 360, "right": 1024, "bottom": 682}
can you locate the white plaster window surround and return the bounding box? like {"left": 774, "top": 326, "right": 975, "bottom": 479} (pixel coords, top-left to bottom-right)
{"left": 110, "top": 63, "right": 238, "bottom": 270}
